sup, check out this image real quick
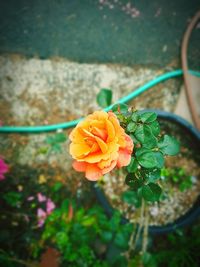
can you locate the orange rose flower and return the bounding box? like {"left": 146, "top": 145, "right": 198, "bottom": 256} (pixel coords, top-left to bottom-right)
{"left": 69, "top": 111, "right": 133, "bottom": 181}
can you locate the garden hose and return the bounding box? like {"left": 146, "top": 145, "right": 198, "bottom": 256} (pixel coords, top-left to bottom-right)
{"left": 0, "top": 69, "right": 200, "bottom": 133}
{"left": 181, "top": 10, "right": 200, "bottom": 130}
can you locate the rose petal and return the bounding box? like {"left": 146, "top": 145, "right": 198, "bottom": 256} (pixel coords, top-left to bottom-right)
{"left": 124, "top": 134, "right": 134, "bottom": 153}
{"left": 88, "top": 110, "right": 108, "bottom": 121}
{"left": 117, "top": 149, "right": 132, "bottom": 168}
{"left": 90, "top": 143, "right": 100, "bottom": 153}
{"left": 69, "top": 110, "right": 134, "bottom": 180}
{"left": 94, "top": 136, "right": 108, "bottom": 153}
{"left": 106, "top": 119, "right": 115, "bottom": 142}
{"left": 72, "top": 161, "right": 87, "bottom": 172}
{"left": 102, "top": 160, "right": 117, "bottom": 174}
{"left": 85, "top": 164, "right": 102, "bottom": 181}
{"left": 70, "top": 143, "right": 91, "bottom": 158}
{"left": 92, "top": 127, "right": 107, "bottom": 141}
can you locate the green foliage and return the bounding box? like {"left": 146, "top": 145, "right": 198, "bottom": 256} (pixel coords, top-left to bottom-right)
{"left": 153, "top": 224, "right": 200, "bottom": 267}
{"left": 122, "top": 190, "right": 141, "bottom": 207}
{"left": 96, "top": 88, "right": 113, "bottom": 108}
{"left": 127, "top": 157, "right": 138, "bottom": 173}
{"left": 125, "top": 173, "right": 143, "bottom": 190}
{"left": 33, "top": 200, "right": 133, "bottom": 266}
{"left": 142, "top": 252, "right": 157, "bottom": 267}
{"left": 45, "top": 132, "right": 67, "bottom": 153}
{"left": 158, "top": 135, "right": 180, "bottom": 156}
{"left": 141, "top": 183, "right": 162, "bottom": 202}
{"left": 3, "top": 191, "right": 22, "bottom": 207}
{"left": 140, "top": 112, "right": 157, "bottom": 123}
{"left": 112, "top": 103, "right": 129, "bottom": 114}
{"left": 136, "top": 149, "right": 164, "bottom": 169}
{"left": 113, "top": 109, "right": 180, "bottom": 203}
{"left": 161, "top": 167, "right": 193, "bottom": 192}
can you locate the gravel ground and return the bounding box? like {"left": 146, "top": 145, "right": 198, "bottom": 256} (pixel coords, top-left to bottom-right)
{"left": 100, "top": 156, "right": 200, "bottom": 226}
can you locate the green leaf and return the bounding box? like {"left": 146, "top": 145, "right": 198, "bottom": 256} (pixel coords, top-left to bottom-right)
{"left": 56, "top": 232, "right": 69, "bottom": 249}
{"left": 134, "top": 125, "right": 157, "bottom": 148}
{"left": 140, "top": 112, "right": 157, "bottom": 123}
{"left": 142, "top": 252, "right": 157, "bottom": 267}
{"left": 142, "top": 135, "right": 157, "bottom": 149}
{"left": 149, "top": 120, "right": 160, "bottom": 136}
{"left": 54, "top": 133, "right": 67, "bottom": 143}
{"left": 146, "top": 169, "right": 161, "bottom": 183}
{"left": 52, "top": 143, "right": 62, "bottom": 152}
{"left": 158, "top": 135, "right": 180, "bottom": 156}
{"left": 134, "top": 125, "right": 150, "bottom": 143}
{"left": 45, "top": 136, "right": 55, "bottom": 144}
{"left": 109, "top": 211, "right": 121, "bottom": 231}
{"left": 61, "top": 199, "right": 70, "bottom": 211}
{"left": 179, "top": 177, "right": 192, "bottom": 192}
{"left": 82, "top": 216, "right": 96, "bottom": 226}
{"left": 142, "top": 183, "right": 162, "bottom": 202}
{"left": 112, "top": 103, "right": 128, "bottom": 114}
{"left": 45, "top": 133, "right": 67, "bottom": 145}
{"left": 101, "top": 231, "right": 113, "bottom": 243}
{"left": 113, "top": 255, "right": 128, "bottom": 267}
{"left": 37, "top": 146, "right": 49, "bottom": 154}
{"left": 130, "top": 134, "right": 139, "bottom": 144}
{"left": 96, "top": 88, "right": 112, "bottom": 108}
{"left": 127, "top": 122, "right": 137, "bottom": 133}
{"left": 52, "top": 182, "right": 63, "bottom": 192}
{"left": 114, "top": 232, "right": 129, "bottom": 250}
{"left": 125, "top": 173, "right": 143, "bottom": 190}
{"left": 153, "top": 151, "right": 164, "bottom": 168}
{"left": 131, "top": 112, "right": 140, "bottom": 122}
{"left": 127, "top": 157, "right": 138, "bottom": 173}
{"left": 122, "top": 190, "right": 141, "bottom": 207}
{"left": 3, "top": 192, "right": 21, "bottom": 207}
{"left": 136, "top": 149, "right": 157, "bottom": 168}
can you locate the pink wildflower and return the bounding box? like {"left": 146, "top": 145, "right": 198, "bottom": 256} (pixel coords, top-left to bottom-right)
{"left": 37, "top": 198, "right": 55, "bottom": 227}
{"left": 37, "top": 208, "right": 47, "bottom": 227}
{"left": 27, "top": 196, "right": 35, "bottom": 201}
{"left": 0, "top": 158, "right": 9, "bottom": 181}
{"left": 46, "top": 198, "right": 56, "bottom": 214}
{"left": 37, "top": 192, "right": 47, "bottom": 202}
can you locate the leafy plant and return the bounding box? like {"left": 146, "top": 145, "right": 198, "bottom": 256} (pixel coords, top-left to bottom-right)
{"left": 32, "top": 200, "right": 133, "bottom": 266}
{"left": 111, "top": 105, "right": 180, "bottom": 203}
{"left": 161, "top": 167, "right": 193, "bottom": 192}
{"left": 45, "top": 132, "right": 67, "bottom": 153}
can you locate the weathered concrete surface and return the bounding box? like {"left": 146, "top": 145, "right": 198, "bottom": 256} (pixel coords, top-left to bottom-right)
{"left": 0, "top": 0, "right": 199, "bottom": 67}
{"left": 0, "top": 55, "right": 181, "bottom": 170}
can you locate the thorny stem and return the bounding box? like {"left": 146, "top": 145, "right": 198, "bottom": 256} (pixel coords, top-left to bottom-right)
{"left": 126, "top": 198, "right": 145, "bottom": 259}
{"left": 133, "top": 198, "right": 145, "bottom": 251}
{"left": 142, "top": 205, "right": 149, "bottom": 253}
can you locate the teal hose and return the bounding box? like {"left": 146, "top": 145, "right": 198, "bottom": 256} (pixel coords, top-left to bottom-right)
{"left": 1, "top": 69, "right": 200, "bottom": 133}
